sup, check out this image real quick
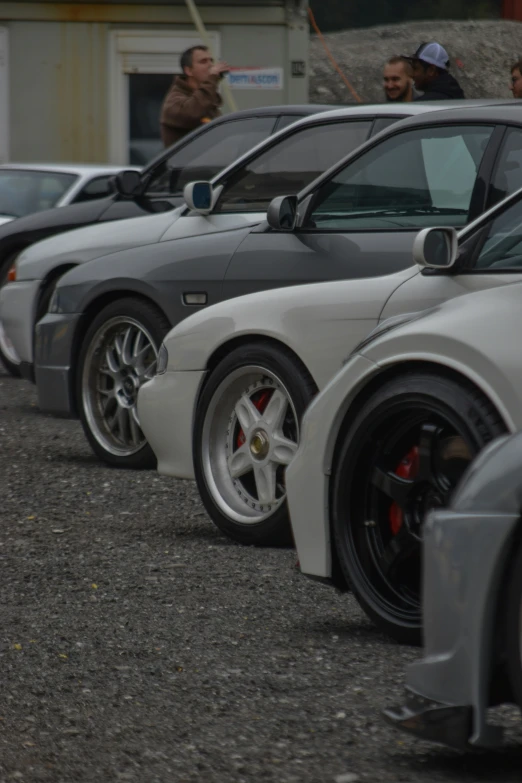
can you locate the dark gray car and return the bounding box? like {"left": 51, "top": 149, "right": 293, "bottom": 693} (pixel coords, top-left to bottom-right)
{"left": 35, "top": 103, "right": 522, "bottom": 469}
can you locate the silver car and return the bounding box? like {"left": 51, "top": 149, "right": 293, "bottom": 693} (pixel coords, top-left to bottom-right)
{"left": 384, "top": 430, "right": 522, "bottom": 750}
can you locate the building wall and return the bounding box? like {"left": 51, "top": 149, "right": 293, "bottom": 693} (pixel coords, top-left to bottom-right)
{"left": 0, "top": 2, "right": 309, "bottom": 163}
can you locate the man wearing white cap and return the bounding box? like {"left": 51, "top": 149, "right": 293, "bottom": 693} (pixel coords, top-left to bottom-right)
{"left": 403, "top": 42, "right": 465, "bottom": 100}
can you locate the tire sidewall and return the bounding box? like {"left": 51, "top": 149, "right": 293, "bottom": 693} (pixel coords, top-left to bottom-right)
{"left": 194, "top": 343, "right": 316, "bottom": 546}
{"left": 332, "top": 372, "right": 505, "bottom": 644}
{"left": 77, "top": 297, "right": 170, "bottom": 469}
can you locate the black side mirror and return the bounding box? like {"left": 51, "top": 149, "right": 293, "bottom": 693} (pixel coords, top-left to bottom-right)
{"left": 267, "top": 195, "right": 298, "bottom": 231}
{"left": 114, "top": 169, "right": 143, "bottom": 198}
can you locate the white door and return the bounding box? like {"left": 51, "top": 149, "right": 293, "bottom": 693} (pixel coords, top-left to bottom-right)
{"left": 0, "top": 27, "right": 9, "bottom": 164}
{"left": 109, "top": 30, "right": 221, "bottom": 166}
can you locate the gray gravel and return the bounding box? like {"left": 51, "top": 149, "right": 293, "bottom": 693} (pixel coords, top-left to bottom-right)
{"left": 1, "top": 362, "right": 522, "bottom": 782}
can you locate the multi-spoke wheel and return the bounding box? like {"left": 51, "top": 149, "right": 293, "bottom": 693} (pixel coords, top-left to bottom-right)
{"left": 77, "top": 298, "right": 170, "bottom": 468}
{"left": 331, "top": 372, "right": 505, "bottom": 645}
{"left": 194, "top": 343, "right": 317, "bottom": 546}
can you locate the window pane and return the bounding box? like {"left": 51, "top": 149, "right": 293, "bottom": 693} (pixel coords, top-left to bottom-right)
{"left": 72, "top": 176, "right": 112, "bottom": 203}
{"left": 306, "top": 125, "right": 494, "bottom": 231}
{"left": 147, "top": 117, "right": 274, "bottom": 196}
{"left": 489, "top": 128, "right": 522, "bottom": 207}
{"left": 129, "top": 73, "right": 173, "bottom": 167}
{"left": 0, "top": 169, "right": 77, "bottom": 218}
{"left": 215, "top": 120, "right": 371, "bottom": 214}
{"left": 475, "top": 198, "right": 522, "bottom": 270}
{"left": 275, "top": 114, "right": 306, "bottom": 131}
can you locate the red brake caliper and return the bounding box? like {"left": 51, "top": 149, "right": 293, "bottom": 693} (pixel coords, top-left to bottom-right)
{"left": 389, "top": 446, "right": 419, "bottom": 535}
{"left": 236, "top": 389, "right": 273, "bottom": 448}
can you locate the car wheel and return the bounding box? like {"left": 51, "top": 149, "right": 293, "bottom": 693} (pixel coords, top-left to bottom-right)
{"left": 0, "top": 252, "right": 22, "bottom": 377}
{"left": 193, "top": 343, "right": 317, "bottom": 546}
{"left": 331, "top": 371, "right": 506, "bottom": 645}
{"left": 505, "top": 538, "right": 522, "bottom": 712}
{"left": 77, "top": 297, "right": 170, "bottom": 469}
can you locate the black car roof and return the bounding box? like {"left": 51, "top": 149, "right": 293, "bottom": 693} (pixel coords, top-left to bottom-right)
{"left": 389, "top": 102, "right": 522, "bottom": 129}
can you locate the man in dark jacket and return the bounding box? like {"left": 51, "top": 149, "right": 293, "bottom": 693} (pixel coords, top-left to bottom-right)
{"left": 160, "top": 46, "right": 229, "bottom": 147}
{"left": 403, "top": 42, "right": 465, "bottom": 101}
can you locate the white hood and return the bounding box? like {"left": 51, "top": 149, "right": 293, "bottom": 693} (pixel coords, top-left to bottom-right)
{"left": 15, "top": 208, "right": 183, "bottom": 281}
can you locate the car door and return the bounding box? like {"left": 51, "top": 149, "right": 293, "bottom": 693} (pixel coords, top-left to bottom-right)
{"left": 381, "top": 191, "right": 522, "bottom": 320}
{"left": 98, "top": 116, "right": 277, "bottom": 222}
{"left": 222, "top": 122, "right": 500, "bottom": 299}
{"left": 157, "top": 117, "right": 375, "bottom": 244}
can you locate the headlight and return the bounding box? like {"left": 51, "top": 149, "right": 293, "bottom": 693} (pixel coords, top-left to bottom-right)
{"left": 156, "top": 343, "right": 169, "bottom": 375}
{"left": 343, "top": 312, "right": 423, "bottom": 365}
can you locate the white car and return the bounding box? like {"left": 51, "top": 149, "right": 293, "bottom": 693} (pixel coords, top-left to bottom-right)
{"left": 138, "top": 186, "right": 522, "bottom": 551}
{"left": 0, "top": 104, "right": 433, "bottom": 380}
{"left": 0, "top": 163, "right": 134, "bottom": 224}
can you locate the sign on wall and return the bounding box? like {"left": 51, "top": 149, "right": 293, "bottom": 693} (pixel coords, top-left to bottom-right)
{"left": 0, "top": 28, "right": 9, "bottom": 163}
{"left": 226, "top": 67, "right": 283, "bottom": 90}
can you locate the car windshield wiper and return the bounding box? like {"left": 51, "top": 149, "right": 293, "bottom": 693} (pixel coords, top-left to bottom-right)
{"left": 314, "top": 206, "right": 469, "bottom": 221}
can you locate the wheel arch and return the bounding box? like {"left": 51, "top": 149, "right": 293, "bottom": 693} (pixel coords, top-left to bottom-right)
{"left": 37, "top": 264, "right": 78, "bottom": 319}
{"left": 70, "top": 290, "right": 171, "bottom": 415}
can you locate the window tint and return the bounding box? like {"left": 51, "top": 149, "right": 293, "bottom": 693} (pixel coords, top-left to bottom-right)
{"left": 214, "top": 120, "right": 371, "bottom": 214}
{"left": 306, "top": 125, "right": 494, "bottom": 231}
{"left": 146, "top": 117, "right": 275, "bottom": 195}
{"left": 72, "top": 176, "right": 112, "bottom": 203}
{"left": 474, "top": 197, "right": 522, "bottom": 271}
{"left": 0, "top": 170, "right": 77, "bottom": 218}
{"left": 371, "top": 116, "right": 403, "bottom": 135}
{"left": 275, "top": 114, "right": 306, "bottom": 132}
{"left": 488, "top": 127, "right": 522, "bottom": 207}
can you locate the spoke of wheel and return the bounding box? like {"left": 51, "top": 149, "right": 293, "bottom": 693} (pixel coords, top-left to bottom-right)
{"left": 113, "top": 335, "right": 124, "bottom": 364}
{"left": 129, "top": 411, "right": 142, "bottom": 446}
{"left": 253, "top": 463, "right": 277, "bottom": 505}
{"left": 235, "top": 394, "right": 261, "bottom": 432}
{"left": 132, "top": 329, "right": 145, "bottom": 360}
{"left": 271, "top": 432, "right": 298, "bottom": 466}
{"left": 262, "top": 389, "right": 288, "bottom": 431}
{"left": 105, "top": 346, "right": 121, "bottom": 375}
{"left": 417, "top": 423, "right": 438, "bottom": 482}
{"left": 228, "top": 444, "right": 253, "bottom": 479}
{"left": 379, "top": 526, "right": 418, "bottom": 580}
{"left": 121, "top": 327, "right": 134, "bottom": 366}
{"left": 372, "top": 466, "right": 412, "bottom": 507}
{"left": 116, "top": 406, "right": 129, "bottom": 443}
{"left": 102, "top": 395, "right": 117, "bottom": 418}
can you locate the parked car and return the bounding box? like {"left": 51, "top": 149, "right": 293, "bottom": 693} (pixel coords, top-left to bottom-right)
{"left": 0, "top": 163, "right": 139, "bottom": 226}
{"left": 0, "top": 104, "right": 328, "bottom": 375}
{"left": 137, "top": 180, "right": 522, "bottom": 554}
{"left": 34, "top": 104, "right": 522, "bottom": 477}
{"left": 383, "top": 430, "right": 522, "bottom": 750}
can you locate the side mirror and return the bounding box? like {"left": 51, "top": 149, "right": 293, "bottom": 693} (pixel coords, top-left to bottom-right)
{"left": 183, "top": 181, "right": 214, "bottom": 214}
{"left": 114, "top": 169, "right": 142, "bottom": 198}
{"left": 413, "top": 227, "right": 459, "bottom": 270}
{"left": 267, "top": 195, "right": 298, "bottom": 231}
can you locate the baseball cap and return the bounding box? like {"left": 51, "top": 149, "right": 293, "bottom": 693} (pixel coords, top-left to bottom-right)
{"left": 403, "top": 42, "right": 450, "bottom": 70}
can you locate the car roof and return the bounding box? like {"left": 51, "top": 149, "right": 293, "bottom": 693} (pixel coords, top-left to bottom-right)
{"left": 215, "top": 104, "right": 337, "bottom": 119}
{"left": 377, "top": 101, "right": 522, "bottom": 129}
{"left": 0, "top": 163, "right": 135, "bottom": 176}
{"left": 305, "top": 98, "right": 520, "bottom": 123}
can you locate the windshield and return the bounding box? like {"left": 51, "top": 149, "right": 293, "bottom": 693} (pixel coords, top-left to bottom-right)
{"left": 0, "top": 169, "right": 78, "bottom": 218}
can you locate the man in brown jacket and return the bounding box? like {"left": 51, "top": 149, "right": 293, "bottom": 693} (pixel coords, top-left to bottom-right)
{"left": 160, "top": 46, "right": 229, "bottom": 148}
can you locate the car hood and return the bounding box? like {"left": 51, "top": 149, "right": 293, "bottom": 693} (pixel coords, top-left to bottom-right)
{"left": 15, "top": 208, "right": 183, "bottom": 281}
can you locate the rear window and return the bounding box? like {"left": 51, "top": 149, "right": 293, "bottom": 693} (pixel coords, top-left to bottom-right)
{"left": 0, "top": 169, "right": 77, "bottom": 218}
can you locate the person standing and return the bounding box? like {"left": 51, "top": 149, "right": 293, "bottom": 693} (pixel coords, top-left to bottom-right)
{"left": 383, "top": 56, "right": 418, "bottom": 102}
{"left": 511, "top": 60, "right": 522, "bottom": 98}
{"left": 403, "top": 42, "right": 465, "bottom": 101}
{"left": 160, "top": 46, "right": 229, "bottom": 148}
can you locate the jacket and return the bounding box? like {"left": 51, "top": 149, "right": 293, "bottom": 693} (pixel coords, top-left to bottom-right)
{"left": 160, "top": 75, "right": 223, "bottom": 147}
{"left": 414, "top": 71, "right": 465, "bottom": 101}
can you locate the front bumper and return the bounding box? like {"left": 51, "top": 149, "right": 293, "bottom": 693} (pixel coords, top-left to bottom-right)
{"left": 0, "top": 279, "right": 41, "bottom": 364}
{"left": 286, "top": 355, "right": 377, "bottom": 580}
{"left": 383, "top": 689, "right": 473, "bottom": 751}
{"left": 34, "top": 312, "right": 82, "bottom": 417}
{"left": 137, "top": 370, "right": 206, "bottom": 480}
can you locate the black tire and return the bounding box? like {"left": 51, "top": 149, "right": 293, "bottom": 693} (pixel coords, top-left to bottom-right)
{"left": 0, "top": 251, "right": 23, "bottom": 377}
{"left": 331, "top": 371, "right": 506, "bottom": 645}
{"left": 77, "top": 297, "right": 170, "bottom": 469}
{"left": 505, "top": 538, "right": 522, "bottom": 712}
{"left": 194, "top": 342, "right": 317, "bottom": 546}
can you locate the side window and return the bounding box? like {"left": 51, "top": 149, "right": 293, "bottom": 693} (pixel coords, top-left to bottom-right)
{"left": 305, "top": 125, "right": 494, "bottom": 231}
{"left": 474, "top": 197, "right": 522, "bottom": 271}
{"left": 488, "top": 127, "right": 522, "bottom": 208}
{"left": 72, "top": 176, "right": 112, "bottom": 203}
{"left": 274, "top": 114, "right": 305, "bottom": 132}
{"left": 371, "top": 116, "right": 403, "bottom": 136}
{"left": 146, "top": 117, "right": 275, "bottom": 196}
{"left": 214, "top": 121, "right": 371, "bottom": 214}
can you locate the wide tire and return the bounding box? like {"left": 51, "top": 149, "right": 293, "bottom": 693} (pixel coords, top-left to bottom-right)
{"left": 0, "top": 252, "right": 23, "bottom": 377}
{"left": 331, "top": 371, "right": 506, "bottom": 645}
{"left": 194, "top": 343, "right": 317, "bottom": 546}
{"left": 77, "top": 297, "right": 170, "bottom": 469}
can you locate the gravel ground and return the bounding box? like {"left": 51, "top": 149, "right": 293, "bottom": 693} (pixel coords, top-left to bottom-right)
{"left": 1, "top": 362, "right": 522, "bottom": 783}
